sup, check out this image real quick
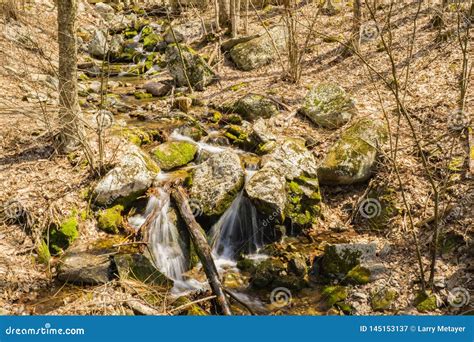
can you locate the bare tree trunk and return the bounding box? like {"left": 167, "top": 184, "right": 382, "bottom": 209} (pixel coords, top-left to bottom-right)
{"left": 171, "top": 187, "right": 232, "bottom": 315}
{"left": 230, "top": 0, "right": 240, "bottom": 37}
{"left": 214, "top": 0, "right": 221, "bottom": 31}
{"left": 243, "top": 0, "right": 249, "bottom": 34}
{"left": 218, "top": 0, "right": 230, "bottom": 28}
{"left": 351, "top": 0, "right": 361, "bottom": 52}
{"left": 57, "top": 0, "right": 84, "bottom": 152}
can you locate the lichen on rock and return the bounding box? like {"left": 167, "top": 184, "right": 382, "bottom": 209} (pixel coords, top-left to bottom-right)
{"left": 151, "top": 141, "right": 198, "bottom": 171}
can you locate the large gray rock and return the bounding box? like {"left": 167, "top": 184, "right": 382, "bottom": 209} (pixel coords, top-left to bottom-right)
{"left": 93, "top": 144, "right": 160, "bottom": 206}
{"left": 95, "top": 2, "right": 115, "bottom": 20}
{"left": 300, "top": 83, "right": 356, "bottom": 129}
{"left": 143, "top": 81, "right": 171, "bottom": 97}
{"left": 166, "top": 44, "right": 216, "bottom": 91}
{"left": 164, "top": 21, "right": 204, "bottom": 44}
{"left": 245, "top": 139, "right": 321, "bottom": 225}
{"left": 189, "top": 150, "right": 245, "bottom": 216}
{"left": 58, "top": 245, "right": 112, "bottom": 285}
{"left": 230, "top": 26, "right": 287, "bottom": 71}
{"left": 318, "top": 118, "right": 387, "bottom": 185}
{"left": 88, "top": 29, "right": 108, "bottom": 59}
{"left": 245, "top": 167, "right": 287, "bottom": 220}
{"left": 234, "top": 94, "right": 280, "bottom": 121}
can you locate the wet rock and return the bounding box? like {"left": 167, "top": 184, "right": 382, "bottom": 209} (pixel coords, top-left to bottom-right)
{"left": 189, "top": 151, "right": 245, "bottom": 216}
{"left": 143, "top": 81, "right": 171, "bottom": 97}
{"left": 318, "top": 118, "right": 387, "bottom": 185}
{"left": 250, "top": 258, "right": 306, "bottom": 291}
{"left": 234, "top": 94, "right": 279, "bottom": 121}
{"left": 58, "top": 245, "right": 112, "bottom": 285}
{"left": 288, "top": 255, "right": 307, "bottom": 277}
{"left": 246, "top": 138, "right": 321, "bottom": 225}
{"left": 300, "top": 83, "right": 356, "bottom": 129}
{"left": 166, "top": 44, "right": 216, "bottom": 91}
{"left": 315, "top": 242, "right": 377, "bottom": 281}
{"left": 93, "top": 143, "right": 160, "bottom": 206}
{"left": 88, "top": 29, "right": 108, "bottom": 59}
{"left": 230, "top": 26, "right": 287, "bottom": 71}
{"left": 245, "top": 167, "right": 287, "bottom": 221}
{"left": 415, "top": 291, "right": 438, "bottom": 312}
{"left": 114, "top": 253, "right": 173, "bottom": 288}
{"left": 151, "top": 141, "right": 198, "bottom": 171}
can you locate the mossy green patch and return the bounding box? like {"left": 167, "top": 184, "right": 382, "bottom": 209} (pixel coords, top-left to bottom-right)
{"left": 97, "top": 205, "right": 124, "bottom": 234}
{"left": 37, "top": 240, "right": 51, "bottom": 265}
{"left": 371, "top": 288, "right": 398, "bottom": 311}
{"left": 143, "top": 33, "right": 162, "bottom": 51}
{"left": 415, "top": 291, "right": 438, "bottom": 312}
{"left": 134, "top": 91, "right": 153, "bottom": 100}
{"left": 119, "top": 128, "right": 153, "bottom": 146}
{"left": 49, "top": 214, "right": 79, "bottom": 255}
{"left": 151, "top": 141, "right": 198, "bottom": 171}
{"left": 322, "top": 285, "right": 348, "bottom": 307}
{"left": 346, "top": 265, "right": 371, "bottom": 284}
{"left": 285, "top": 175, "right": 322, "bottom": 227}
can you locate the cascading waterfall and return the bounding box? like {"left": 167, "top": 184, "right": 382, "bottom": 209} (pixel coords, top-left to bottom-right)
{"left": 210, "top": 171, "right": 263, "bottom": 261}
{"left": 130, "top": 189, "right": 189, "bottom": 281}
{"left": 169, "top": 130, "right": 226, "bottom": 154}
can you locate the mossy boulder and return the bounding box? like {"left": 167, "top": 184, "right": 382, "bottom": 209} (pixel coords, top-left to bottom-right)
{"left": 346, "top": 265, "right": 371, "bottom": 285}
{"left": 246, "top": 139, "right": 321, "bottom": 226}
{"left": 233, "top": 94, "right": 279, "bottom": 121}
{"left": 151, "top": 141, "right": 198, "bottom": 171}
{"left": 322, "top": 285, "right": 348, "bottom": 307}
{"left": 230, "top": 26, "right": 287, "bottom": 71}
{"left": 224, "top": 124, "right": 254, "bottom": 150}
{"left": 189, "top": 150, "right": 245, "bottom": 216}
{"left": 250, "top": 258, "right": 307, "bottom": 291}
{"left": 113, "top": 253, "right": 173, "bottom": 288}
{"left": 97, "top": 205, "right": 124, "bottom": 234}
{"left": 49, "top": 214, "right": 79, "bottom": 255}
{"left": 166, "top": 44, "right": 216, "bottom": 90}
{"left": 118, "top": 128, "right": 153, "bottom": 146}
{"left": 315, "top": 243, "right": 377, "bottom": 281}
{"left": 414, "top": 291, "right": 438, "bottom": 312}
{"left": 143, "top": 33, "right": 163, "bottom": 52}
{"left": 285, "top": 176, "right": 321, "bottom": 227}
{"left": 93, "top": 144, "right": 160, "bottom": 206}
{"left": 371, "top": 288, "right": 398, "bottom": 311}
{"left": 134, "top": 91, "right": 153, "bottom": 100}
{"left": 355, "top": 185, "right": 400, "bottom": 231}
{"left": 318, "top": 118, "right": 387, "bottom": 185}
{"left": 300, "top": 83, "right": 356, "bottom": 129}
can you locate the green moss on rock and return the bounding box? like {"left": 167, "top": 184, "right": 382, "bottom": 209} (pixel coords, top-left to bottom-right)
{"left": 134, "top": 91, "right": 153, "bottom": 100}
{"left": 49, "top": 214, "right": 79, "bottom": 255}
{"left": 346, "top": 265, "right": 371, "bottom": 284}
{"left": 151, "top": 141, "right": 198, "bottom": 171}
{"left": 284, "top": 175, "right": 321, "bottom": 227}
{"left": 233, "top": 93, "right": 279, "bottom": 121}
{"left": 97, "top": 205, "right": 124, "bottom": 234}
{"left": 415, "top": 291, "right": 438, "bottom": 312}
{"left": 322, "top": 285, "right": 348, "bottom": 307}
{"left": 371, "top": 288, "right": 398, "bottom": 311}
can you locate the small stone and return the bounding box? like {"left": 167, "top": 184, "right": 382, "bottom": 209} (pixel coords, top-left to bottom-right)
{"left": 174, "top": 96, "right": 192, "bottom": 113}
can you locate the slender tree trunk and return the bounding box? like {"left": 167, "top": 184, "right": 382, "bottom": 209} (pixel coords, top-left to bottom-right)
{"left": 351, "top": 0, "right": 361, "bottom": 52}
{"left": 230, "top": 0, "right": 240, "bottom": 37}
{"left": 214, "top": 0, "right": 220, "bottom": 31}
{"left": 57, "top": 0, "right": 84, "bottom": 152}
{"left": 243, "top": 0, "right": 249, "bottom": 34}
{"left": 218, "top": 0, "right": 230, "bottom": 28}
{"left": 171, "top": 187, "right": 232, "bottom": 315}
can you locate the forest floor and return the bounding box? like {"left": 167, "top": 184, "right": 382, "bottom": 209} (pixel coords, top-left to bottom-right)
{"left": 0, "top": 0, "right": 472, "bottom": 315}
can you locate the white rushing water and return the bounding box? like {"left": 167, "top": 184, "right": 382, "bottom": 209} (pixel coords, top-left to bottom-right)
{"left": 129, "top": 189, "right": 204, "bottom": 293}
{"left": 169, "top": 130, "right": 227, "bottom": 154}
{"left": 210, "top": 171, "right": 263, "bottom": 261}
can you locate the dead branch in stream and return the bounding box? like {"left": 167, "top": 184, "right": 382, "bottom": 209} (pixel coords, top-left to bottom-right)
{"left": 171, "top": 186, "right": 232, "bottom": 316}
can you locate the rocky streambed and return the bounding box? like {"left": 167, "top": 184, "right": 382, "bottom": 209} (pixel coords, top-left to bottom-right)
{"left": 23, "top": 2, "right": 429, "bottom": 316}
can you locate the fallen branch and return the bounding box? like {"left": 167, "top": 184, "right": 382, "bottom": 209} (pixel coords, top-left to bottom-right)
{"left": 171, "top": 186, "right": 232, "bottom": 315}
{"left": 168, "top": 295, "right": 216, "bottom": 314}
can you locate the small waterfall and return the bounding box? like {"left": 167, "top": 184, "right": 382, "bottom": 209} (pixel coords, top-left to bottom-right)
{"left": 131, "top": 189, "right": 189, "bottom": 281}
{"left": 169, "top": 130, "right": 227, "bottom": 154}
{"left": 210, "top": 172, "right": 263, "bottom": 260}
